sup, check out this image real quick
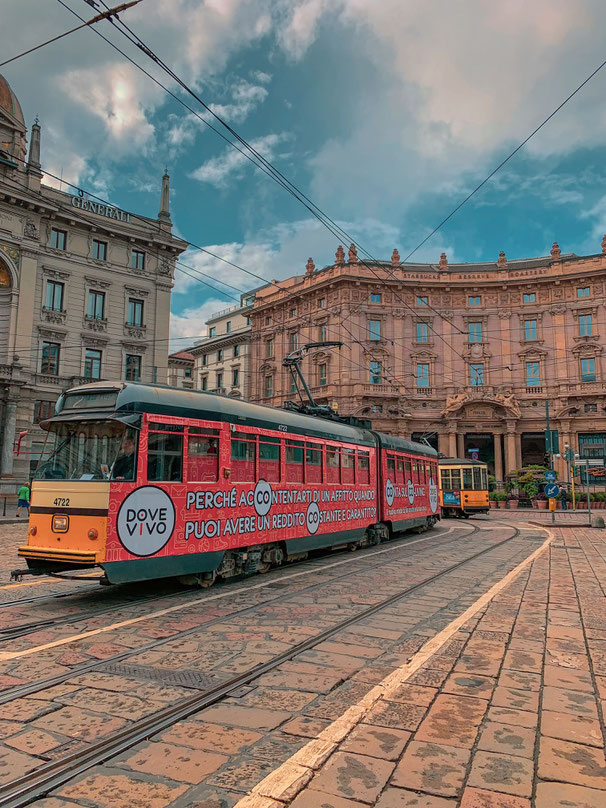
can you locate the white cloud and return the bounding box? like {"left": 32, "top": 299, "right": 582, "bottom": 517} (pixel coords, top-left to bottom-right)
{"left": 190, "top": 132, "right": 290, "bottom": 187}
{"left": 169, "top": 297, "right": 228, "bottom": 350}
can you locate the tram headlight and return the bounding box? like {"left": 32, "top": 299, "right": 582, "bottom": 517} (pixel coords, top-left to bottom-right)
{"left": 52, "top": 514, "right": 69, "bottom": 533}
{"left": 88, "top": 528, "right": 98, "bottom": 540}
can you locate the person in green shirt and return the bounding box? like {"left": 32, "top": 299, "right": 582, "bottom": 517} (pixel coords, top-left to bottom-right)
{"left": 16, "top": 484, "right": 30, "bottom": 517}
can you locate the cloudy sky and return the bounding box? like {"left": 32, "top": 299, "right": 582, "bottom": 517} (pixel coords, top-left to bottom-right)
{"left": 5, "top": 0, "right": 606, "bottom": 346}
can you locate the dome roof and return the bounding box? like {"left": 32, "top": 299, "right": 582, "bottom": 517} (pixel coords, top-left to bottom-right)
{"left": 0, "top": 75, "right": 25, "bottom": 127}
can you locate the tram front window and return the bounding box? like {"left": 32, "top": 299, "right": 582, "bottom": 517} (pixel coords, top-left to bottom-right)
{"left": 35, "top": 422, "right": 137, "bottom": 481}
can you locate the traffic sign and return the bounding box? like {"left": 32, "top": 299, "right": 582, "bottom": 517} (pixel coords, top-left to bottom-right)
{"left": 545, "top": 470, "right": 556, "bottom": 482}
{"left": 544, "top": 483, "right": 559, "bottom": 498}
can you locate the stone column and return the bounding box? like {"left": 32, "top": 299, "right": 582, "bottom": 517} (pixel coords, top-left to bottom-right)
{"left": 457, "top": 432, "right": 465, "bottom": 459}
{"left": 493, "top": 432, "right": 504, "bottom": 482}
{"left": 448, "top": 423, "right": 457, "bottom": 457}
{"left": 505, "top": 423, "right": 518, "bottom": 473}
{"left": 0, "top": 401, "right": 17, "bottom": 477}
{"left": 438, "top": 432, "right": 449, "bottom": 457}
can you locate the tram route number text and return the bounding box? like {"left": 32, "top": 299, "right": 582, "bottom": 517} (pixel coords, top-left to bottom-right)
{"left": 53, "top": 498, "right": 70, "bottom": 507}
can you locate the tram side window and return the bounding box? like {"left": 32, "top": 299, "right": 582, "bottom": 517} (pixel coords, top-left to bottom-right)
{"left": 451, "top": 469, "right": 461, "bottom": 490}
{"left": 231, "top": 432, "right": 256, "bottom": 482}
{"left": 396, "top": 458, "right": 405, "bottom": 484}
{"left": 462, "top": 468, "right": 473, "bottom": 490}
{"left": 326, "top": 446, "right": 340, "bottom": 483}
{"left": 473, "top": 467, "right": 482, "bottom": 490}
{"left": 286, "top": 440, "right": 304, "bottom": 483}
{"left": 386, "top": 455, "right": 396, "bottom": 478}
{"left": 259, "top": 436, "right": 281, "bottom": 483}
{"left": 147, "top": 427, "right": 183, "bottom": 482}
{"left": 342, "top": 448, "right": 355, "bottom": 484}
{"left": 441, "top": 469, "right": 451, "bottom": 489}
{"left": 358, "top": 451, "right": 370, "bottom": 485}
{"left": 426, "top": 462, "right": 433, "bottom": 481}
{"left": 405, "top": 459, "right": 412, "bottom": 482}
{"left": 305, "top": 443, "right": 322, "bottom": 484}
{"left": 481, "top": 468, "right": 488, "bottom": 489}
{"left": 187, "top": 428, "right": 219, "bottom": 482}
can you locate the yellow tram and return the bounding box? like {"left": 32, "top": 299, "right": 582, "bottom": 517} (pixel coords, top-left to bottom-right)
{"left": 438, "top": 457, "right": 490, "bottom": 518}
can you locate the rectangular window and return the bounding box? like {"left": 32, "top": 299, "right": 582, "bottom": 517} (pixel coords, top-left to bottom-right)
{"left": 125, "top": 354, "right": 141, "bottom": 381}
{"left": 468, "top": 296, "right": 481, "bottom": 306}
{"left": 202, "top": 354, "right": 208, "bottom": 366}
{"left": 266, "top": 340, "right": 273, "bottom": 358}
{"left": 87, "top": 290, "right": 105, "bottom": 320}
{"left": 305, "top": 442, "right": 322, "bottom": 484}
{"left": 369, "top": 361, "right": 382, "bottom": 385}
{"left": 41, "top": 341, "right": 60, "bottom": 375}
{"left": 369, "top": 320, "right": 381, "bottom": 341}
{"left": 290, "top": 308, "right": 297, "bottom": 318}
{"left": 216, "top": 372, "right": 223, "bottom": 388}
{"left": 319, "top": 324, "right": 327, "bottom": 342}
{"left": 585, "top": 403, "right": 598, "bottom": 413}
{"left": 526, "top": 361, "right": 540, "bottom": 387}
{"left": 231, "top": 432, "right": 256, "bottom": 482}
{"left": 259, "top": 436, "right": 281, "bottom": 483}
{"left": 319, "top": 363, "right": 327, "bottom": 386}
{"left": 416, "top": 322, "right": 428, "bottom": 342}
{"left": 581, "top": 357, "right": 596, "bottom": 382}
{"left": 50, "top": 228, "right": 66, "bottom": 250}
{"left": 264, "top": 375, "right": 273, "bottom": 397}
{"left": 416, "top": 296, "right": 428, "bottom": 306}
{"left": 358, "top": 451, "right": 370, "bottom": 485}
{"left": 201, "top": 376, "right": 208, "bottom": 391}
{"left": 341, "top": 448, "right": 355, "bottom": 484}
{"left": 473, "top": 467, "right": 482, "bottom": 490}
{"left": 470, "top": 363, "right": 484, "bottom": 386}
{"left": 127, "top": 298, "right": 144, "bottom": 327}
{"left": 131, "top": 250, "right": 145, "bottom": 270}
{"left": 187, "top": 429, "right": 219, "bottom": 482}
{"left": 84, "top": 348, "right": 102, "bottom": 380}
{"left": 524, "top": 319, "right": 537, "bottom": 340}
{"left": 577, "top": 287, "right": 590, "bottom": 298}
{"left": 372, "top": 404, "right": 382, "bottom": 414}
{"left": 285, "top": 440, "right": 304, "bottom": 484}
{"left": 468, "top": 322, "right": 482, "bottom": 342}
{"left": 232, "top": 369, "right": 239, "bottom": 386}
{"left": 396, "top": 458, "right": 405, "bottom": 484}
{"left": 209, "top": 327, "right": 216, "bottom": 337}
{"left": 416, "top": 363, "right": 430, "bottom": 388}
{"left": 326, "top": 445, "right": 340, "bottom": 484}
{"left": 185, "top": 368, "right": 192, "bottom": 378}
{"left": 523, "top": 292, "right": 536, "bottom": 303}
{"left": 217, "top": 349, "right": 223, "bottom": 361}
{"left": 387, "top": 456, "right": 395, "bottom": 476}
{"left": 290, "top": 332, "right": 298, "bottom": 352}
{"left": 233, "top": 344, "right": 240, "bottom": 357}
{"left": 579, "top": 314, "right": 593, "bottom": 336}
{"left": 45, "top": 280, "right": 64, "bottom": 312}
{"left": 34, "top": 400, "right": 55, "bottom": 423}
{"left": 370, "top": 292, "right": 382, "bottom": 303}
{"left": 147, "top": 429, "right": 183, "bottom": 482}
{"left": 226, "top": 321, "right": 231, "bottom": 333}
{"left": 462, "top": 468, "right": 473, "bottom": 490}
{"left": 265, "top": 315, "right": 273, "bottom": 325}
{"left": 319, "top": 297, "right": 326, "bottom": 308}
{"left": 92, "top": 240, "right": 107, "bottom": 261}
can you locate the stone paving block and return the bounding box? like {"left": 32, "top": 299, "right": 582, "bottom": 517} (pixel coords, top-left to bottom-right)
{"left": 308, "top": 751, "right": 394, "bottom": 803}
{"left": 195, "top": 704, "right": 292, "bottom": 731}
{"left": 313, "top": 641, "right": 383, "bottom": 660}
{"left": 459, "top": 787, "right": 530, "bottom": 807}
{"left": 58, "top": 772, "right": 187, "bottom": 807}
{"left": 477, "top": 722, "right": 535, "bottom": 759}
{"left": 540, "top": 710, "right": 603, "bottom": 747}
{"left": 485, "top": 707, "right": 537, "bottom": 729}
{"left": 406, "top": 668, "right": 450, "bottom": 688}
{"left": 340, "top": 724, "right": 411, "bottom": 761}
{"left": 542, "top": 686, "right": 598, "bottom": 718}
{"left": 34, "top": 706, "right": 128, "bottom": 742}
{"left": 535, "top": 781, "right": 606, "bottom": 807}
{"left": 239, "top": 687, "right": 317, "bottom": 712}
{"left": 352, "top": 666, "right": 397, "bottom": 685}
{"left": 363, "top": 699, "right": 427, "bottom": 731}
{"left": 304, "top": 682, "right": 374, "bottom": 721}
{"left": 490, "top": 687, "right": 539, "bottom": 712}
{"left": 383, "top": 684, "right": 437, "bottom": 707}
{"left": 538, "top": 736, "right": 606, "bottom": 789}
{"left": 495, "top": 669, "right": 540, "bottom": 692}
{"left": 58, "top": 688, "right": 163, "bottom": 721}
{"left": 160, "top": 722, "right": 261, "bottom": 754}
{"left": 376, "top": 790, "right": 455, "bottom": 807}
{"left": 415, "top": 694, "right": 487, "bottom": 749}
{"left": 544, "top": 648, "right": 590, "bottom": 670}
{"left": 281, "top": 717, "right": 332, "bottom": 739}
{"left": 0, "top": 720, "right": 25, "bottom": 739}
{"left": 454, "top": 654, "right": 501, "bottom": 678}
{"left": 254, "top": 671, "right": 342, "bottom": 693}
{"left": 390, "top": 741, "right": 470, "bottom": 797}
{"left": 4, "top": 727, "right": 64, "bottom": 756}
{"left": 501, "top": 650, "right": 543, "bottom": 674}
{"left": 118, "top": 741, "right": 227, "bottom": 784}
{"left": 0, "top": 697, "right": 60, "bottom": 722}
{"left": 294, "top": 651, "right": 366, "bottom": 673}
{"left": 0, "top": 745, "right": 41, "bottom": 784}
{"left": 291, "top": 791, "right": 368, "bottom": 808}
{"left": 205, "top": 757, "right": 278, "bottom": 792}
{"left": 246, "top": 734, "right": 306, "bottom": 763}
{"left": 441, "top": 673, "right": 495, "bottom": 700}
{"left": 466, "top": 750, "right": 533, "bottom": 797}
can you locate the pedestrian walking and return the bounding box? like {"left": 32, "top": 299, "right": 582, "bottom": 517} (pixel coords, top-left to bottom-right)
{"left": 16, "top": 483, "right": 30, "bottom": 517}
{"left": 560, "top": 487, "right": 568, "bottom": 511}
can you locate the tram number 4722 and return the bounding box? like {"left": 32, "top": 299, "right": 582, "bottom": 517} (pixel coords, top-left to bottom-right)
{"left": 53, "top": 498, "right": 70, "bottom": 507}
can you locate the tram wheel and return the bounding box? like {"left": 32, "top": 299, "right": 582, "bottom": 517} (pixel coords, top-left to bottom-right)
{"left": 178, "top": 571, "right": 216, "bottom": 588}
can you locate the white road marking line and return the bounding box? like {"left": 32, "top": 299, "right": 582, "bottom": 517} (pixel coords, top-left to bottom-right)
{"left": 232, "top": 525, "right": 554, "bottom": 807}
{"left": 0, "top": 524, "right": 475, "bottom": 660}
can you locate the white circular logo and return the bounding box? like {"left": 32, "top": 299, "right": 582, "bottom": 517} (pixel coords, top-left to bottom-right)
{"left": 407, "top": 480, "right": 415, "bottom": 505}
{"left": 253, "top": 479, "right": 273, "bottom": 517}
{"left": 385, "top": 478, "right": 395, "bottom": 507}
{"left": 116, "top": 486, "right": 175, "bottom": 557}
{"left": 306, "top": 502, "right": 320, "bottom": 534}
{"left": 429, "top": 477, "right": 438, "bottom": 513}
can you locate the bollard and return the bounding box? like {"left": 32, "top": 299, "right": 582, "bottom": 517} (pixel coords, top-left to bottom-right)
{"left": 591, "top": 515, "right": 605, "bottom": 529}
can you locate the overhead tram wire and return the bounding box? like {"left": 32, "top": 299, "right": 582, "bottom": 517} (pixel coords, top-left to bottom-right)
{"left": 0, "top": 1, "right": 143, "bottom": 68}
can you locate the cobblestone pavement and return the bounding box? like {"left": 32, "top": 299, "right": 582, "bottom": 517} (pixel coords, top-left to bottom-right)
{"left": 0, "top": 517, "right": 603, "bottom": 807}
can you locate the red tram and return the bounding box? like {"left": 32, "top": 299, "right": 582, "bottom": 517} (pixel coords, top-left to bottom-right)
{"left": 18, "top": 382, "right": 440, "bottom": 585}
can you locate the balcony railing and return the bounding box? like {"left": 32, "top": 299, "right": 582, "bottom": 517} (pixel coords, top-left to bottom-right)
{"left": 415, "top": 387, "right": 433, "bottom": 395}
{"left": 525, "top": 386, "right": 544, "bottom": 395}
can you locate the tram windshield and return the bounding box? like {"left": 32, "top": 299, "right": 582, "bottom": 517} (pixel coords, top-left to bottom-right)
{"left": 34, "top": 421, "right": 138, "bottom": 481}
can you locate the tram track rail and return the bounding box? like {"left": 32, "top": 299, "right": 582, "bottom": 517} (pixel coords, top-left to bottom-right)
{"left": 0, "top": 522, "right": 536, "bottom": 808}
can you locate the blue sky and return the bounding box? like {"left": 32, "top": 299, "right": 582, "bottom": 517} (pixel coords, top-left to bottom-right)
{"left": 5, "top": 0, "right": 606, "bottom": 346}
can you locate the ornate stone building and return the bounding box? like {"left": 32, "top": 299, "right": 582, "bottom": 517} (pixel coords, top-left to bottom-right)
{"left": 0, "top": 75, "right": 187, "bottom": 491}
{"left": 249, "top": 244, "right": 606, "bottom": 482}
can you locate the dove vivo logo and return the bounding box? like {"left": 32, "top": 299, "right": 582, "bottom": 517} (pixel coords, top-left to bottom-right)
{"left": 117, "top": 486, "right": 175, "bottom": 556}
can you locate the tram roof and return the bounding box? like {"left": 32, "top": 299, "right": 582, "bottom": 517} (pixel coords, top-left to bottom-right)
{"left": 438, "top": 457, "right": 488, "bottom": 466}
{"left": 374, "top": 432, "right": 438, "bottom": 458}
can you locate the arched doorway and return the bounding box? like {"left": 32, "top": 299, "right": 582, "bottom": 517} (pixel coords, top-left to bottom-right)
{"left": 0, "top": 258, "right": 12, "bottom": 364}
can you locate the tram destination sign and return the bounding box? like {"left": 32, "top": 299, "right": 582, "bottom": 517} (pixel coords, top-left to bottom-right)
{"left": 70, "top": 195, "right": 131, "bottom": 223}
